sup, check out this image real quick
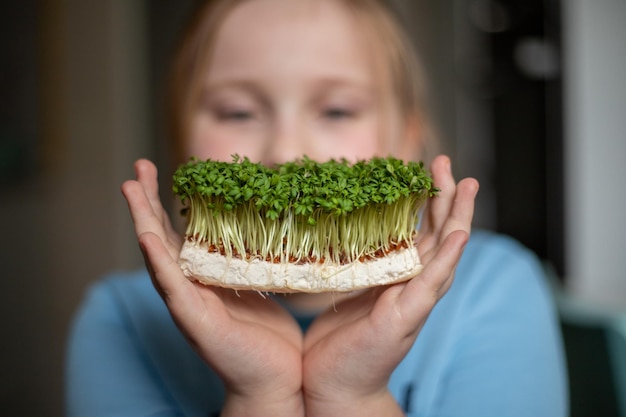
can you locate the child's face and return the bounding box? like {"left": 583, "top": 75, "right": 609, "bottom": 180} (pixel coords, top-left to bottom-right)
{"left": 186, "top": 0, "right": 403, "bottom": 165}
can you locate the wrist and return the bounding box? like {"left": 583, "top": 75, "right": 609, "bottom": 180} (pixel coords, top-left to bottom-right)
{"left": 221, "top": 390, "right": 305, "bottom": 417}
{"left": 304, "top": 388, "right": 404, "bottom": 417}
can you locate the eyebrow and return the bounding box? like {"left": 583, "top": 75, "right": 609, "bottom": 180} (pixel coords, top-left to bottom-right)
{"left": 201, "top": 81, "right": 270, "bottom": 109}
{"left": 207, "top": 73, "right": 373, "bottom": 91}
{"left": 202, "top": 76, "right": 377, "bottom": 109}
{"left": 203, "top": 80, "right": 265, "bottom": 96}
{"left": 316, "top": 80, "right": 376, "bottom": 98}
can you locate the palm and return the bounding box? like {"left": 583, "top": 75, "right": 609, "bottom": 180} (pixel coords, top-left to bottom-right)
{"left": 302, "top": 285, "right": 415, "bottom": 398}
{"left": 174, "top": 282, "right": 304, "bottom": 396}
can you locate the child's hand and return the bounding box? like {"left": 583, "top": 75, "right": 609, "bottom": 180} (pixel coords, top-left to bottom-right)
{"left": 121, "top": 157, "right": 476, "bottom": 416}
{"left": 301, "top": 155, "right": 478, "bottom": 416}
{"left": 122, "top": 159, "right": 305, "bottom": 417}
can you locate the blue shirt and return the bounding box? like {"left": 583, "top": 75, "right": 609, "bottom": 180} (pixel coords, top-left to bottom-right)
{"left": 66, "top": 231, "right": 568, "bottom": 416}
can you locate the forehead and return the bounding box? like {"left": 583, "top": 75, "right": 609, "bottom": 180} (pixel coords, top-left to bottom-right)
{"left": 207, "top": 0, "right": 378, "bottom": 86}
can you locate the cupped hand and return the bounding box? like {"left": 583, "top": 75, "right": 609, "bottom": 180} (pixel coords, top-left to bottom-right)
{"left": 301, "top": 155, "right": 479, "bottom": 416}
{"left": 121, "top": 159, "right": 305, "bottom": 417}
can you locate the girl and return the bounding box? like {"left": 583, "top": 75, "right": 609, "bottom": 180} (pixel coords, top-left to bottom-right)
{"left": 67, "top": 1, "right": 568, "bottom": 416}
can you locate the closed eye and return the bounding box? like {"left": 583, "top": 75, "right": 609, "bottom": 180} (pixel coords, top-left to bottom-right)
{"left": 322, "top": 108, "right": 355, "bottom": 120}
{"left": 217, "top": 110, "right": 255, "bottom": 122}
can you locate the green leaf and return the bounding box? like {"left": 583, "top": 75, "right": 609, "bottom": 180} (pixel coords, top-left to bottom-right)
{"left": 172, "top": 155, "right": 437, "bottom": 264}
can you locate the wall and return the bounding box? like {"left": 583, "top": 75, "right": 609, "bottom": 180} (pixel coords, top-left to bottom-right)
{"left": 45, "top": 0, "right": 150, "bottom": 412}
{"left": 563, "top": 0, "right": 626, "bottom": 309}
{"left": 1, "top": 1, "right": 149, "bottom": 415}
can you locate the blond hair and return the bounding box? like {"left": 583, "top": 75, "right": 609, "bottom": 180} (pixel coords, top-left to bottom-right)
{"left": 166, "top": 0, "right": 437, "bottom": 164}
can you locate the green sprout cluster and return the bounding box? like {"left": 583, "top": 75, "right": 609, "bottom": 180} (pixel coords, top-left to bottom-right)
{"left": 173, "top": 155, "right": 438, "bottom": 264}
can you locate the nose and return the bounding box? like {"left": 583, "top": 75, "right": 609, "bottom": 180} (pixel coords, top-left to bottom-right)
{"left": 262, "top": 116, "right": 306, "bottom": 166}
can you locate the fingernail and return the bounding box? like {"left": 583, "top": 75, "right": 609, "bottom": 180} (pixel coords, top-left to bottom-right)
{"left": 472, "top": 179, "right": 480, "bottom": 196}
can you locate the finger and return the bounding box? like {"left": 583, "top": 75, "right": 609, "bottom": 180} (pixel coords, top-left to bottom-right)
{"left": 134, "top": 159, "right": 180, "bottom": 241}
{"left": 440, "top": 177, "right": 479, "bottom": 241}
{"left": 121, "top": 178, "right": 155, "bottom": 236}
{"left": 419, "top": 155, "right": 455, "bottom": 239}
{"left": 398, "top": 230, "right": 469, "bottom": 325}
{"left": 139, "top": 232, "right": 222, "bottom": 327}
{"left": 139, "top": 231, "right": 186, "bottom": 298}
{"left": 134, "top": 159, "right": 160, "bottom": 207}
{"left": 122, "top": 179, "right": 180, "bottom": 259}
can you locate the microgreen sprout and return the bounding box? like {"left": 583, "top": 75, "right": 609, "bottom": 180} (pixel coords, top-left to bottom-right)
{"left": 173, "top": 156, "right": 438, "bottom": 264}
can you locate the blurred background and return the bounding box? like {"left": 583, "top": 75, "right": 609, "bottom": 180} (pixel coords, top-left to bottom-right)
{"left": 1, "top": 0, "right": 624, "bottom": 415}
